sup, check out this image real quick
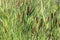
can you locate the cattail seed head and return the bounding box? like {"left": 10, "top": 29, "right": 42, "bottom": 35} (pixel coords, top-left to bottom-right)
{"left": 17, "top": 13, "right": 20, "bottom": 21}
{"left": 38, "top": 23, "right": 40, "bottom": 30}
{"left": 59, "top": 23, "right": 60, "bottom": 27}
{"left": 48, "top": 16, "right": 50, "bottom": 21}
{"left": 36, "top": 17, "right": 38, "bottom": 23}
{"left": 27, "top": 6, "right": 30, "bottom": 13}
{"left": 51, "top": 12, "right": 54, "bottom": 19}
{"left": 32, "top": 28, "right": 34, "bottom": 33}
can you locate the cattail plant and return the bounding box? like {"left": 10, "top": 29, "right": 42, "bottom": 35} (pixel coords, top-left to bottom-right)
{"left": 31, "top": 27, "right": 35, "bottom": 34}
{"left": 51, "top": 12, "right": 54, "bottom": 30}
{"left": 56, "top": 17, "right": 58, "bottom": 24}
{"left": 27, "top": 6, "right": 30, "bottom": 15}
{"left": 38, "top": 22, "right": 41, "bottom": 30}
{"left": 36, "top": 16, "right": 39, "bottom": 23}
{"left": 47, "top": 16, "right": 50, "bottom": 21}
{"left": 17, "top": 12, "right": 20, "bottom": 21}
{"left": 51, "top": 12, "right": 54, "bottom": 19}
{"left": 55, "top": 17, "right": 58, "bottom": 27}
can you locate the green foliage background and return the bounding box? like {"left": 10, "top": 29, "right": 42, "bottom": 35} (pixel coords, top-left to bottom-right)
{"left": 0, "top": 0, "right": 60, "bottom": 40}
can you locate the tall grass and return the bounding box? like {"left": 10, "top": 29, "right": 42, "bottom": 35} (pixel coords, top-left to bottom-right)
{"left": 0, "top": 0, "right": 60, "bottom": 40}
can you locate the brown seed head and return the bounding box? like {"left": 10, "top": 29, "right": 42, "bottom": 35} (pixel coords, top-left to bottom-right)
{"left": 56, "top": 17, "right": 58, "bottom": 24}
{"left": 36, "top": 17, "right": 39, "bottom": 23}
{"left": 51, "top": 12, "right": 54, "bottom": 19}
{"left": 48, "top": 16, "right": 50, "bottom": 21}
{"left": 27, "top": 6, "right": 30, "bottom": 13}
{"left": 32, "top": 28, "right": 34, "bottom": 33}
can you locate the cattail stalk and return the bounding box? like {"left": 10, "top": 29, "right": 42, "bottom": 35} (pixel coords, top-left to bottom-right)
{"left": 51, "top": 12, "right": 54, "bottom": 27}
